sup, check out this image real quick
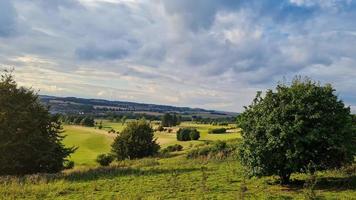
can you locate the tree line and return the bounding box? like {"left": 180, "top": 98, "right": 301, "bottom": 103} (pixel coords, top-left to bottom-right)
{"left": 61, "top": 115, "right": 95, "bottom": 127}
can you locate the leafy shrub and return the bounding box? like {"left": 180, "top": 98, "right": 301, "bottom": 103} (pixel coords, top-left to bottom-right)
{"left": 156, "top": 125, "right": 164, "bottom": 132}
{"left": 187, "top": 140, "right": 239, "bottom": 159}
{"left": 96, "top": 154, "right": 115, "bottom": 166}
{"left": 177, "top": 128, "right": 200, "bottom": 141}
{"left": 111, "top": 120, "right": 160, "bottom": 160}
{"left": 63, "top": 160, "right": 75, "bottom": 170}
{"left": 162, "top": 144, "right": 183, "bottom": 153}
{"left": 108, "top": 129, "right": 116, "bottom": 134}
{"left": 0, "top": 71, "right": 76, "bottom": 175}
{"left": 208, "top": 128, "right": 227, "bottom": 134}
{"left": 238, "top": 77, "right": 355, "bottom": 184}
{"left": 190, "top": 129, "right": 200, "bottom": 140}
{"left": 80, "top": 117, "right": 95, "bottom": 127}
{"left": 177, "top": 128, "right": 191, "bottom": 141}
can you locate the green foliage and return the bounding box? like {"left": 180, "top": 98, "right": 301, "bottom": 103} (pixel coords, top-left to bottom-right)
{"left": 111, "top": 120, "right": 160, "bottom": 160}
{"left": 187, "top": 140, "right": 239, "bottom": 159}
{"left": 0, "top": 71, "right": 76, "bottom": 175}
{"left": 176, "top": 128, "right": 200, "bottom": 141}
{"left": 208, "top": 128, "right": 227, "bottom": 134}
{"left": 162, "top": 144, "right": 183, "bottom": 153}
{"left": 190, "top": 129, "right": 200, "bottom": 140}
{"left": 108, "top": 129, "right": 116, "bottom": 134}
{"left": 63, "top": 160, "right": 75, "bottom": 170}
{"left": 157, "top": 125, "right": 164, "bottom": 132}
{"left": 161, "top": 113, "right": 181, "bottom": 127}
{"left": 238, "top": 77, "right": 355, "bottom": 184}
{"left": 98, "top": 121, "right": 103, "bottom": 129}
{"left": 96, "top": 154, "right": 114, "bottom": 166}
{"left": 80, "top": 117, "right": 95, "bottom": 127}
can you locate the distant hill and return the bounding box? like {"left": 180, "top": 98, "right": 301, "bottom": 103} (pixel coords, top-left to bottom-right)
{"left": 39, "top": 95, "right": 238, "bottom": 118}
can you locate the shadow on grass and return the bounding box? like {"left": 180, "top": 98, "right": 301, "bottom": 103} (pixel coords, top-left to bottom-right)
{"left": 279, "top": 175, "right": 356, "bottom": 192}
{"left": 63, "top": 166, "right": 198, "bottom": 182}
{"left": 314, "top": 175, "right": 356, "bottom": 191}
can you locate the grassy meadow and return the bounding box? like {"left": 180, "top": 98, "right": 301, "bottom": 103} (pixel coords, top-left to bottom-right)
{"left": 0, "top": 121, "right": 355, "bottom": 199}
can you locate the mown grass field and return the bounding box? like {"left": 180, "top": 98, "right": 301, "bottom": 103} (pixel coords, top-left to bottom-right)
{"left": 0, "top": 121, "right": 355, "bottom": 200}
{"left": 63, "top": 126, "right": 113, "bottom": 166}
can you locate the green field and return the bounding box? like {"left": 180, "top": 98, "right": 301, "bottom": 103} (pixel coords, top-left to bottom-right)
{"left": 63, "top": 126, "right": 114, "bottom": 166}
{"left": 63, "top": 121, "right": 241, "bottom": 166}
{"left": 0, "top": 121, "right": 354, "bottom": 199}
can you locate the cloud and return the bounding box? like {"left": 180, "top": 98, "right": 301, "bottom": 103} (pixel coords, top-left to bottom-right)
{"left": 0, "top": 0, "right": 356, "bottom": 112}
{"left": 0, "top": 0, "right": 18, "bottom": 37}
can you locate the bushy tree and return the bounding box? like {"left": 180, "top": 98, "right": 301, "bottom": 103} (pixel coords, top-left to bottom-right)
{"left": 74, "top": 116, "right": 84, "bottom": 125}
{"left": 161, "top": 113, "right": 181, "bottom": 127}
{"left": 189, "top": 129, "right": 200, "bottom": 140}
{"left": 177, "top": 128, "right": 200, "bottom": 141}
{"left": 238, "top": 77, "right": 355, "bottom": 184}
{"left": 177, "top": 128, "right": 192, "bottom": 141}
{"left": 80, "top": 116, "right": 95, "bottom": 127}
{"left": 0, "top": 71, "right": 76, "bottom": 175}
{"left": 111, "top": 120, "right": 160, "bottom": 160}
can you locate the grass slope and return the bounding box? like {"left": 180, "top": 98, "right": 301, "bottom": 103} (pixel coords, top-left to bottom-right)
{"left": 63, "top": 126, "right": 113, "bottom": 166}
{"left": 1, "top": 156, "right": 355, "bottom": 199}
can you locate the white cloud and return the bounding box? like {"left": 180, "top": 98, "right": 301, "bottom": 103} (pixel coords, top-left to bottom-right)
{"left": 0, "top": 0, "right": 356, "bottom": 112}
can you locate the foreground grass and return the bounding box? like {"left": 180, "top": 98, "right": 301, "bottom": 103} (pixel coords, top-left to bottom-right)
{"left": 39, "top": 122, "right": 356, "bottom": 199}
{"left": 0, "top": 154, "right": 355, "bottom": 200}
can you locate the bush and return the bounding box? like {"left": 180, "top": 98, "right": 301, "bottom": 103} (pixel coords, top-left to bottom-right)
{"left": 63, "top": 160, "right": 75, "bottom": 170}
{"left": 156, "top": 125, "right": 164, "bottom": 132}
{"left": 163, "top": 144, "right": 183, "bottom": 153}
{"left": 189, "top": 129, "right": 200, "bottom": 140}
{"left": 238, "top": 77, "right": 355, "bottom": 184}
{"left": 96, "top": 154, "right": 115, "bottom": 166}
{"left": 177, "top": 128, "right": 200, "bottom": 141}
{"left": 108, "top": 129, "right": 116, "bottom": 134}
{"left": 208, "top": 128, "right": 227, "bottom": 134}
{"left": 111, "top": 120, "right": 160, "bottom": 160}
{"left": 80, "top": 117, "right": 95, "bottom": 127}
{"left": 0, "top": 71, "right": 76, "bottom": 175}
{"left": 176, "top": 128, "right": 200, "bottom": 141}
{"left": 187, "top": 140, "right": 239, "bottom": 159}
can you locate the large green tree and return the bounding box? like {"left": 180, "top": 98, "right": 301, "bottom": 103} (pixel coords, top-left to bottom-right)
{"left": 238, "top": 77, "right": 355, "bottom": 184}
{"left": 111, "top": 119, "right": 160, "bottom": 160}
{"left": 0, "top": 71, "right": 75, "bottom": 175}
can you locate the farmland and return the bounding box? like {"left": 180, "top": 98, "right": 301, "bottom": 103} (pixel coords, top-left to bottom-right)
{"left": 0, "top": 121, "right": 355, "bottom": 200}
{"left": 64, "top": 121, "right": 241, "bottom": 166}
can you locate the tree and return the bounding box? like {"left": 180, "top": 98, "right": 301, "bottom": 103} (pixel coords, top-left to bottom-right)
{"left": 73, "top": 116, "right": 84, "bottom": 125}
{"left": 161, "top": 113, "right": 173, "bottom": 127}
{"left": 121, "top": 115, "right": 127, "bottom": 125}
{"left": 238, "top": 77, "right": 355, "bottom": 184}
{"left": 111, "top": 120, "right": 160, "bottom": 160}
{"left": 189, "top": 129, "right": 200, "bottom": 140}
{"left": 0, "top": 71, "right": 76, "bottom": 175}
{"left": 80, "top": 116, "right": 95, "bottom": 127}
{"left": 161, "top": 113, "right": 181, "bottom": 127}
{"left": 177, "top": 128, "right": 200, "bottom": 141}
{"left": 98, "top": 121, "right": 103, "bottom": 129}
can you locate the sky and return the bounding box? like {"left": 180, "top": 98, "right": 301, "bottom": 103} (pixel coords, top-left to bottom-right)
{"left": 0, "top": 0, "right": 356, "bottom": 112}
